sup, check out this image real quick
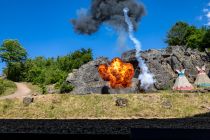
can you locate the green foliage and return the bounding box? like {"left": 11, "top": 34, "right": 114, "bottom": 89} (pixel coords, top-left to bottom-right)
{"left": 21, "top": 48, "right": 92, "bottom": 87}
{"left": 166, "top": 22, "right": 210, "bottom": 51}
{"left": 186, "top": 28, "right": 206, "bottom": 50}
{"left": 40, "top": 84, "right": 47, "bottom": 94}
{"left": 166, "top": 22, "right": 192, "bottom": 46}
{"left": 59, "top": 82, "right": 74, "bottom": 93}
{"left": 57, "top": 48, "right": 92, "bottom": 72}
{"left": 0, "top": 40, "right": 93, "bottom": 93}
{"left": 0, "top": 40, "right": 27, "bottom": 63}
{"left": 0, "top": 40, "right": 27, "bottom": 81}
{"left": 4, "top": 62, "right": 25, "bottom": 82}
{"left": 1, "top": 48, "right": 93, "bottom": 93}
{"left": 44, "top": 68, "right": 67, "bottom": 85}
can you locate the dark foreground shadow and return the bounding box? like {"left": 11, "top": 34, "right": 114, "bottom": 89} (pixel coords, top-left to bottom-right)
{"left": 1, "top": 112, "right": 210, "bottom": 140}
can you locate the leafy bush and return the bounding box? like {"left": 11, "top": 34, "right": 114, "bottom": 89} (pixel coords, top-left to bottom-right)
{"left": 59, "top": 82, "right": 74, "bottom": 93}
{"left": 1, "top": 45, "right": 93, "bottom": 93}
{"left": 5, "top": 62, "right": 25, "bottom": 82}
{"left": 0, "top": 40, "right": 27, "bottom": 63}
{"left": 166, "top": 22, "right": 192, "bottom": 46}
{"left": 0, "top": 40, "right": 27, "bottom": 81}
{"left": 44, "top": 68, "right": 67, "bottom": 85}
{"left": 166, "top": 21, "right": 209, "bottom": 51}
{"left": 186, "top": 29, "right": 206, "bottom": 50}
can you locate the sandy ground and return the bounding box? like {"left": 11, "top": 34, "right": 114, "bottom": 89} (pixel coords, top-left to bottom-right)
{"left": 0, "top": 83, "right": 31, "bottom": 100}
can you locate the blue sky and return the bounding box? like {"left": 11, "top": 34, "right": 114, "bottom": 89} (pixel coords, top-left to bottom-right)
{"left": 0, "top": 0, "right": 209, "bottom": 74}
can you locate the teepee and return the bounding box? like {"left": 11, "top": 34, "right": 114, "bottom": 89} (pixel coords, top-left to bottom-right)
{"left": 173, "top": 69, "right": 194, "bottom": 91}
{"left": 194, "top": 65, "right": 210, "bottom": 87}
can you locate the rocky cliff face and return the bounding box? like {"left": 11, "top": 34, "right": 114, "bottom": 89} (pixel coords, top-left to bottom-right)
{"left": 66, "top": 46, "right": 210, "bottom": 94}
{"left": 66, "top": 57, "right": 140, "bottom": 94}
{"left": 122, "top": 46, "right": 210, "bottom": 90}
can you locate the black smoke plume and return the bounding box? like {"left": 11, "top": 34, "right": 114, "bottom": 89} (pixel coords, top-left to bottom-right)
{"left": 71, "top": 0, "right": 145, "bottom": 35}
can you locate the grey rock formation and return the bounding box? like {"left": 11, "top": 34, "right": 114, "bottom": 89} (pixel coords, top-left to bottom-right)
{"left": 66, "top": 57, "right": 140, "bottom": 94}
{"left": 122, "top": 46, "right": 210, "bottom": 90}
{"left": 66, "top": 46, "right": 210, "bottom": 94}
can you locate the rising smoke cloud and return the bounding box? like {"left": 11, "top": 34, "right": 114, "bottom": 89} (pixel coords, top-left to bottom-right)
{"left": 123, "top": 7, "right": 155, "bottom": 90}
{"left": 72, "top": 1, "right": 155, "bottom": 90}
{"left": 71, "top": 0, "right": 145, "bottom": 35}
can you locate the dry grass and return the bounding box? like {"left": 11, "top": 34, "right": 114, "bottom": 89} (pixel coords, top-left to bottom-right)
{"left": 0, "top": 91, "right": 210, "bottom": 119}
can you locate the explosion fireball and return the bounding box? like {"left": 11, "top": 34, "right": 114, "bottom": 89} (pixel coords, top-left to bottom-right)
{"left": 98, "top": 58, "right": 135, "bottom": 89}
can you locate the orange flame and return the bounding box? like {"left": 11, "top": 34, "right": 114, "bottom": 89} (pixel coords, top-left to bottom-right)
{"left": 98, "top": 58, "right": 135, "bottom": 88}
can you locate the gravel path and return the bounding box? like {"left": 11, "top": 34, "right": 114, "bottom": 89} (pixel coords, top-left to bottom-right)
{"left": 0, "top": 83, "right": 31, "bottom": 100}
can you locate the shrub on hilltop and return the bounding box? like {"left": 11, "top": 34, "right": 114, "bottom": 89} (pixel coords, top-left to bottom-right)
{"left": 166, "top": 21, "right": 210, "bottom": 51}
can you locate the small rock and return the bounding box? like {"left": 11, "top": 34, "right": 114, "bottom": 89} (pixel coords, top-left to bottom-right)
{"left": 23, "top": 96, "right": 34, "bottom": 106}
{"left": 162, "top": 100, "right": 172, "bottom": 109}
{"left": 32, "top": 93, "right": 38, "bottom": 96}
{"left": 115, "top": 98, "right": 128, "bottom": 107}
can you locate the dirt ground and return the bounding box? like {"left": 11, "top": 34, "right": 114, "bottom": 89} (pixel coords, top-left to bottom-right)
{"left": 0, "top": 83, "right": 31, "bottom": 100}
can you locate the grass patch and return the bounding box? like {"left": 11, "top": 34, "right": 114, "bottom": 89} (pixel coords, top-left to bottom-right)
{"left": 23, "top": 82, "right": 42, "bottom": 95}
{"left": 0, "top": 91, "right": 210, "bottom": 119}
{"left": 0, "top": 79, "right": 16, "bottom": 97}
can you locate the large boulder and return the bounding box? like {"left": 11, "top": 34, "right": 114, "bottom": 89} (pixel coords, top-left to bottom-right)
{"left": 66, "top": 57, "right": 140, "bottom": 94}
{"left": 23, "top": 96, "right": 34, "bottom": 106}
{"left": 122, "top": 46, "right": 210, "bottom": 90}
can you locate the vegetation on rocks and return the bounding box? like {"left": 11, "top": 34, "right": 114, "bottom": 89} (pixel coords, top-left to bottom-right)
{"left": 59, "top": 82, "right": 74, "bottom": 93}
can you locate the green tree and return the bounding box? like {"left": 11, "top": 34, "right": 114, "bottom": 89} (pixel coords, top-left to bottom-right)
{"left": 1, "top": 46, "right": 93, "bottom": 93}
{"left": 6, "top": 62, "right": 25, "bottom": 81}
{"left": 0, "top": 40, "right": 27, "bottom": 81}
{"left": 0, "top": 40, "right": 27, "bottom": 63}
{"left": 186, "top": 28, "right": 206, "bottom": 50}
{"left": 166, "top": 22, "right": 195, "bottom": 46}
